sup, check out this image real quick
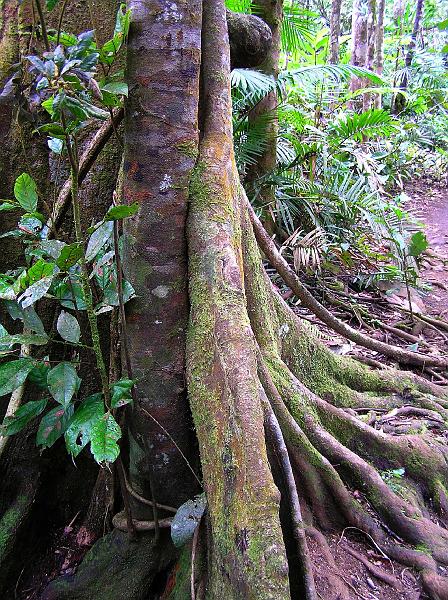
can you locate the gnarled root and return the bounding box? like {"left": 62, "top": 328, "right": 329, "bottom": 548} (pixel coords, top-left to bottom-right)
{"left": 239, "top": 197, "right": 448, "bottom": 599}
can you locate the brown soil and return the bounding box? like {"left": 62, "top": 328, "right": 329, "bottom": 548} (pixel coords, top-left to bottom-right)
{"left": 405, "top": 178, "right": 448, "bottom": 318}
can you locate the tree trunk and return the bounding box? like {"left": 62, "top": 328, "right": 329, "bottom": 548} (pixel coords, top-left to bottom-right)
{"left": 373, "top": 0, "right": 386, "bottom": 107}
{"left": 245, "top": 0, "right": 283, "bottom": 238}
{"left": 393, "top": 0, "right": 424, "bottom": 112}
{"left": 329, "top": 0, "right": 342, "bottom": 64}
{"left": 362, "top": 0, "right": 377, "bottom": 110}
{"left": 349, "top": 0, "right": 369, "bottom": 108}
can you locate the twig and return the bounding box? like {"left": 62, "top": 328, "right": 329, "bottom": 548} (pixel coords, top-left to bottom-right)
{"left": 116, "top": 457, "right": 136, "bottom": 538}
{"left": 112, "top": 512, "right": 172, "bottom": 532}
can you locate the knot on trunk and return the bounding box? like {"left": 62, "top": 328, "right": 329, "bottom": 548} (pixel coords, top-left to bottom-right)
{"left": 227, "top": 10, "right": 272, "bottom": 69}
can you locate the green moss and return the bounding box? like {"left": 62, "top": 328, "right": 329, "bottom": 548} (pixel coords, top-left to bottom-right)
{"left": 0, "top": 494, "right": 28, "bottom": 560}
{"left": 176, "top": 140, "right": 199, "bottom": 160}
{"left": 164, "top": 545, "right": 192, "bottom": 600}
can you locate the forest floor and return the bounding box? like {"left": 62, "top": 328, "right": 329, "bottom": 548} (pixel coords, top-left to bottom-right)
{"left": 296, "top": 177, "right": 448, "bottom": 600}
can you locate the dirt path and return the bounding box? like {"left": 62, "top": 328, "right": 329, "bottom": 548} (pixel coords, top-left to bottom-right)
{"left": 405, "top": 178, "right": 448, "bottom": 318}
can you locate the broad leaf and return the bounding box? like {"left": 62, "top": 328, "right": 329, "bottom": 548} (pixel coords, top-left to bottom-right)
{"left": 18, "top": 275, "right": 54, "bottom": 308}
{"left": 56, "top": 242, "right": 83, "bottom": 270}
{"left": 0, "top": 358, "right": 35, "bottom": 396}
{"left": 408, "top": 231, "right": 428, "bottom": 258}
{"left": 65, "top": 394, "right": 104, "bottom": 457}
{"left": 46, "top": 0, "right": 60, "bottom": 11}
{"left": 57, "top": 311, "right": 81, "bottom": 344}
{"left": 0, "top": 333, "right": 48, "bottom": 346}
{"left": 101, "top": 82, "right": 128, "bottom": 96}
{"left": 171, "top": 494, "right": 207, "bottom": 548}
{"left": 27, "top": 260, "right": 57, "bottom": 284}
{"left": 37, "top": 404, "right": 74, "bottom": 448}
{"left": 105, "top": 203, "right": 138, "bottom": 221}
{"left": 90, "top": 413, "right": 121, "bottom": 464}
{"left": 86, "top": 221, "right": 113, "bottom": 261}
{"left": 5, "top": 302, "right": 46, "bottom": 335}
{"left": 14, "top": 173, "right": 38, "bottom": 212}
{"left": 1, "top": 399, "right": 47, "bottom": 436}
{"left": 110, "top": 379, "right": 134, "bottom": 408}
{"left": 47, "top": 362, "right": 81, "bottom": 406}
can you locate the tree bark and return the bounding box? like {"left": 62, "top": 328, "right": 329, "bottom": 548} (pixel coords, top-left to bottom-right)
{"left": 373, "top": 0, "right": 386, "bottom": 107}
{"left": 122, "top": 0, "right": 202, "bottom": 513}
{"left": 329, "top": 0, "right": 342, "bottom": 64}
{"left": 245, "top": 0, "right": 283, "bottom": 237}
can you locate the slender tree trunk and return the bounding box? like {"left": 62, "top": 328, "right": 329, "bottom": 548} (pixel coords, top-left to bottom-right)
{"left": 373, "top": 0, "right": 385, "bottom": 107}
{"left": 329, "top": 0, "right": 342, "bottom": 64}
{"left": 349, "top": 0, "right": 369, "bottom": 102}
{"left": 393, "top": 0, "right": 424, "bottom": 112}
{"left": 363, "top": 0, "right": 376, "bottom": 110}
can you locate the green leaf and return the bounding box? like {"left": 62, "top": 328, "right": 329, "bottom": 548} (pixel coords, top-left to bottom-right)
{"left": 0, "top": 277, "right": 16, "bottom": 300}
{"left": 47, "top": 362, "right": 81, "bottom": 406}
{"left": 39, "top": 240, "right": 66, "bottom": 260}
{"left": 90, "top": 413, "right": 121, "bottom": 464}
{"left": 105, "top": 203, "right": 139, "bottom": 221}
{"left": 55, "top": 281, "right": 87, "bottom": 311}
{"left": 56, "top": 242, "right": 83, "bottom": 270}
{"left": 171, "top": 494, "right": 206, "bottom": 548}
{"left": 437, "top": 18, "right": 448, "bottom": 31}
{"left": 0, "top": 358, "right": 35, "bottom": 396}
{"left": 110, "top": 379, "right": 134, "bottom": 408}
{"left": 65, "top": 394, "right": 103, "bottom": 457}
{"left": 0, "top": 201, "right": 18, "bottom": 212}
{"left": 37, "top": 404, "right": 74, "bottom": 448}
{"left": 101, "top": 82, "right": 128, "bottom": 96}
{"left": 57, "top": 311, "right": 81, "bottom": 344}
{"left": 28, "top": 362, "right": 50, "bottom": 390}
{"left": 408, "top": 231, "right": 429, "bottom": 258}
{"left": 86, "top": 221, "right": 113, "bottom": 261}
{"left": 14, "top": 173, "right": 38, "bottom": 212}
{"left": 0, "top": 333, "right": 48, "bottom": 346}
{"left": 46, "top": 0, "right": 60, "bottom": 10}
{"left": 27, "top": 259, "right": 57, "bottom": 284}
{"left": 18, "top": 276, "right": 54, "bottom": 308}
{"left": 1, "top": 399, "right": 47, "bottom": 436}
{"left": 5, "top": 302, "right": 46, "bottom": 335}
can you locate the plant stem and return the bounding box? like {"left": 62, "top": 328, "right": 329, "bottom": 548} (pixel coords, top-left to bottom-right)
{"left": 34, "top": 0, "right": 50, "bottom": 51}
{"left": 56, "top": 0, "right": 69, "bottom": 46}
{"left": 66, "top": 134, "right": 111, "bottom": 408}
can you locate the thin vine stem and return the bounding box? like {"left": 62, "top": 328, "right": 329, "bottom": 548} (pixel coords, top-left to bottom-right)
{"left": 64, "top": 124, "right": 111, "bottom": 409}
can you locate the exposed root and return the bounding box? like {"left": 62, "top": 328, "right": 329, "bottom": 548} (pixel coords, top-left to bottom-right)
{"left": 341, "top": 543, "right": 403, "bottom": 589}
{"left": 112, "top": 511, "right": 172, "bottom": 532}
{"left": 260, "top": 378, "right": 317, "bottom": 600}
{"left": 248, "top": 199, "right": 448, "bottom": 369}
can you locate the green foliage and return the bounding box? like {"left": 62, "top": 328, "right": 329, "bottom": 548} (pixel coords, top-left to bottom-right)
{"left": 0, "top": 7, "right": 134, "bottom": 467}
